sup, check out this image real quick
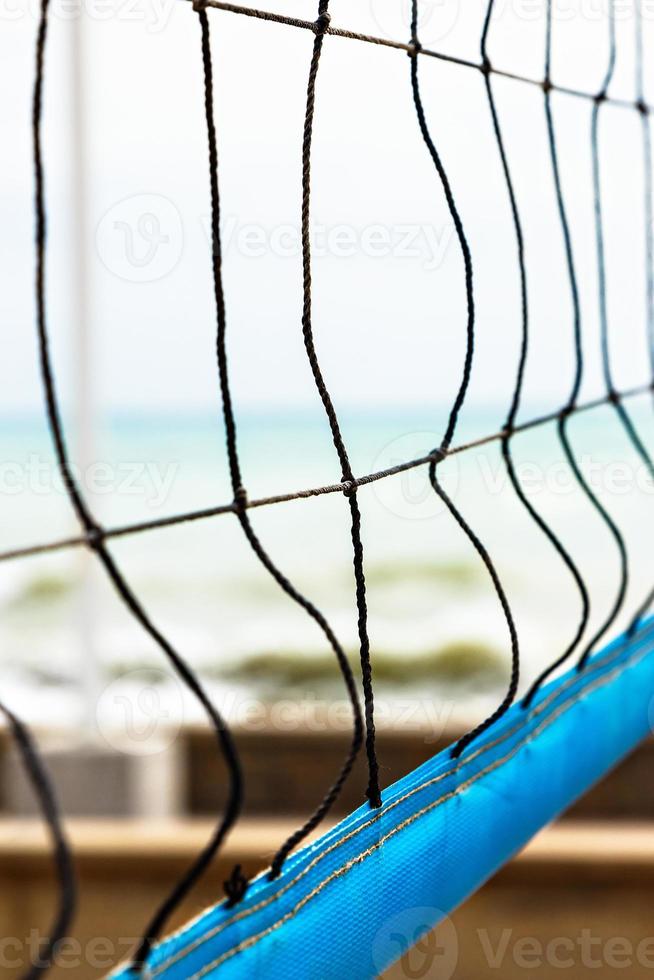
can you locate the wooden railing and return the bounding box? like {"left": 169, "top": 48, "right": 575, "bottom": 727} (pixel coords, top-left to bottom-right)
{"left": 1, "top": 819, "right": 653, "bottom": 979}
{"left": 1, "top": 727, "right": 654, "bottom": 977}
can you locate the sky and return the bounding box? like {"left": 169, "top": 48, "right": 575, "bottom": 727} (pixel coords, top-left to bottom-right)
{"left": 1, "top": 0, "right": 653, "bottom": 419}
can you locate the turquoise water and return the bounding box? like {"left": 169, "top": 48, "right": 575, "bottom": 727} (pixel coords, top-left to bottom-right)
{"left": 0, "top": 399, "right": 652, "bottom": 727}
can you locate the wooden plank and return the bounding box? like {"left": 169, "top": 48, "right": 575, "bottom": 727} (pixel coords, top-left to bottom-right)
{"left": 183, "top": 727, "right": 654, "bottom": 821}
{"left": 1, "top": 817, "right": 654, "bottom": 877}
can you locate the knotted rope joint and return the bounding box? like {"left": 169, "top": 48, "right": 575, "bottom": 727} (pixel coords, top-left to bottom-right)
{"left": 224, "top": 864, "right": 249, "bottom": 908}
{"left": 85, "top": 523, "right": 105, "bottom": 552}
{"left": 314, "top": 2, "right": 330, "bottom": 34}
{"left": 233, "top": 485, "right": 249, "bottom": 510}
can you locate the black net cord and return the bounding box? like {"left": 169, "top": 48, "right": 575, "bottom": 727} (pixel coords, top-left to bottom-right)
{"left": 0, "top": 702, "right": 76, "bottom": 980}
{"left": 21, "top": 1, "right": 654, "bottom": 969}
{"left": 522, "top": 0, "right": 624, "bottom": 695}
{"left": 429, "top": 465, "right": 521, "bottom": 760}
{"left": 408, "top": 16, "right": 473, "bottom": 454}
{"left": 636, "top": 0, "right": 654, "bottom": 389}
{"left": 588, "top": 0, "right": 654, "bottom": 654}
{"left": 0, "top": 384, "right": 649, "bottom": 567}
{"left": 188, "top": 0, "right": 652, "bottom": 116}
{"left": 629, "top": 0, "right": 654, "bottom": 634}
{"left": 33, "top": 0, "right": 245, "bottom": 971}
{"left": 409, "top": 0, "right": 521, "bottom": 759}
{"left": 578, "top": 0, "right": 654, "bottom": 669}
{"left": 194, "top": 0, "right": 365, "bottom": 887}
{"left": 297, "top": 0, "right": 381, "bottom": 809}
{"left": 480, "top": 0, "right": 590, "bottom": 714}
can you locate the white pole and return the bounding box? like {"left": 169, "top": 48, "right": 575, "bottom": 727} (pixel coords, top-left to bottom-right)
{"left": 70, "top": 9, "right": 101, "bottom": 737}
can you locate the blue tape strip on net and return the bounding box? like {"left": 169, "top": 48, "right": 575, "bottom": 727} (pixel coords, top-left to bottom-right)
{"left": 113, "top": 617, "right": 654, "bottom": 980}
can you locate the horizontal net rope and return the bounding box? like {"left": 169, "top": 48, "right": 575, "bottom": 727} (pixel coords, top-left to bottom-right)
{"left": 182, "top": 0, "right": 654, "bottom": 114}
{"left": 1, "top": 382, "right": 650, "bottom": 566}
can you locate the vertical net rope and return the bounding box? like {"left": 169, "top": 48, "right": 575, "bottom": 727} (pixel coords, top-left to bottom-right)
{"left": 194, "top": 2, "right": 365, "bottom": 892}
{"left": 481, "top": 0, "right": 591, "bottom": 711}
{"left": 33, "top": 0, "right": 244, "bottom": 969}
{"left": 589, "top": 0, "right": 654, "bottom": 648}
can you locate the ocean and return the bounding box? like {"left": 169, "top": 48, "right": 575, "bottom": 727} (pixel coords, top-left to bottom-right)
{"left": 0, "top": 398, "right": 652, "bottom": 732}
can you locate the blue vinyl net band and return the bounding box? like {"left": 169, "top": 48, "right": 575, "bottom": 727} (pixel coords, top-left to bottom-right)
{"left": 111, "top": 615, "right": 654, "bottom": 980}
